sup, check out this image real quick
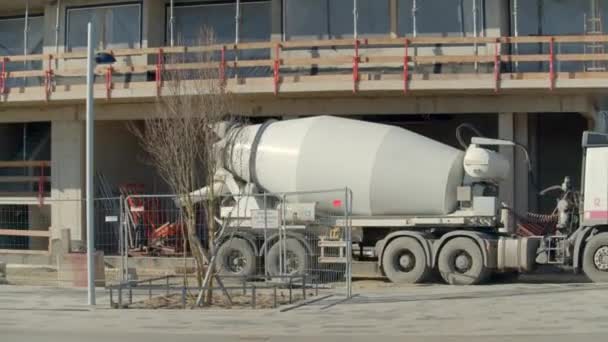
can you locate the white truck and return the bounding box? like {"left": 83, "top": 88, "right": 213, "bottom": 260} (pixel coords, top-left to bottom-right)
{"left": 196, "top": 115, "right": 608, "bottom": 285}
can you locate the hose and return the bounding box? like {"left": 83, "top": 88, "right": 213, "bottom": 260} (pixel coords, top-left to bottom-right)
{"left": 455, "top": 123, "right": 484, "bottom": 149}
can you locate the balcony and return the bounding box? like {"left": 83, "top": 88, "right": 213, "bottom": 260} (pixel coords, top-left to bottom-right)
{"left": 0, "top": 35, "right": 608, "bottom": 106}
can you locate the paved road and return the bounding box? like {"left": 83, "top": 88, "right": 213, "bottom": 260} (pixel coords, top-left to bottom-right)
{"left": 2, "top": 280, "right": 608, "bottom": 342}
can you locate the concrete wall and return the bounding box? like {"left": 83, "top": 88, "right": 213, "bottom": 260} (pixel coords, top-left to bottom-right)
{"left": 50, "top": 120, "right": 85, "bottom": 241}
{"left": 95, "top": 121, "right": 166, "bottom": 194}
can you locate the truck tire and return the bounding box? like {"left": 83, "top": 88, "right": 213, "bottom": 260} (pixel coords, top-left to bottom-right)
{"left": 266, "top": 239, "right": 308, "bottom": 276}
{"left": 216, "top": 238, "right": 257, "bottom": 277}
{"left": 438, "top": 237, "right": 490, "bottom": 285}
{"left": 382, "top": 237, "right": 431, "bottom": 283}
{"left": 583, "top": 233, "right": 608, "bottom": 283}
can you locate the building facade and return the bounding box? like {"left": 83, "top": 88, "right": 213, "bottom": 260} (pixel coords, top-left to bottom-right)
{"left": 0, "top": 0, "right": 606, "bottom": 261}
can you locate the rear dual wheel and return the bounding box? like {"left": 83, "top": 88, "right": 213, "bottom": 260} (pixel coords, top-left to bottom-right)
{"left": 437, "top": 237, "right": 490, "bottom": 285}
{"left": 382, "top": 237, "right": 431, "bottom": 284}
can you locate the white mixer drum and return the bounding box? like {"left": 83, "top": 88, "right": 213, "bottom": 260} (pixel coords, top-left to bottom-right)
{"left": 225, "top": 116, "right": 464, "bottom": 216}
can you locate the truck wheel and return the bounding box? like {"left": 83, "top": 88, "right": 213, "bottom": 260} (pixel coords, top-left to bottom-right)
{"left": 382, "top": 237, "right": 430, "bottom": 283}
{"left": 438, "top": 237, "right": 489, "bottom": 285}
{"left": 583, "top": 233, "right": 608, "bottom": 283}
{"left": 216, "top": 238, "right": 257, "bottom": 277}
{"left": 266, "top": 239, "right": 308, "bottom": 276}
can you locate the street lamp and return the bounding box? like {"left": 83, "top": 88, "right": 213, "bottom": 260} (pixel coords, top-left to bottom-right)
{"left": 86, "top": 22, "right": 115, "bottom": 306}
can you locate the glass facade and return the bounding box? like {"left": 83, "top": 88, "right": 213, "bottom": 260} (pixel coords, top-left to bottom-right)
{"left": 169, "top": 1, "right": 271, "bottom": 45}
{"left": 66, "top": 3, "right": 142, "bottom": 52}
{"left": 285, "top": 0, "right": 390, "bottom": 40}
{"left": 0, "top": 15, "right": 44, "bottom": 87}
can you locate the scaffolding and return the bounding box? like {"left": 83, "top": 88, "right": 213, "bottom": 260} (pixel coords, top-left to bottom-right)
{"left": 585, "top": 0, "right": 606, "bottom": 71}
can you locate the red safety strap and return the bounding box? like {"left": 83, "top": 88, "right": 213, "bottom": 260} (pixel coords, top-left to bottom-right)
{"left": 155, "top": 48, "right": 164, "bottom": 96}
{"left": 353, "top": 39, "right": 360, "bottom": 93}
{"left": 105, "top": 66, "right": 113, "bottom": 100}
{"left": 38, "top": 162, "right": 44, "bottom": 207}
{"left": 220, "top": 45, "right": 226, "bottom": 84}
{"left": 404, "top": 38, "right": 410, "bottom": 95}
{"left": 44, "top": 55, "right": 54, "bottom": 101}
{"left": 273, "top": 43, "right": 281, "bottom": 95}
{"left": 494, "top": 38, "right": 501, "bottom": 93}
{"left": 233, "top": 45, "right": 238, "bottom": 79}
{"left": 1, "top": 57, "right": 7, "bottom": 95}
{"left": 549, "top": 37, "right": 555, "bottom": 91}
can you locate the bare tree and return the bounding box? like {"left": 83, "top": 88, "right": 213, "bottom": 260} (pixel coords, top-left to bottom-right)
{"left": 130, "top": 29, "right": 238, "bottom": 304}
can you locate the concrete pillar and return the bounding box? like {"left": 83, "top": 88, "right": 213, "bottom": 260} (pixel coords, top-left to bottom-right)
{"left": 528, "top": 114, "right": 539, "bottom": 213}
{"left": 484, "top": 0, "right": 510, "bottom": 37}
{"left": 389, "top": 0, "right": 398, "bottom": 38}
{"left": 143, "top": 0, "right": 165, "bottom": 48}
{"left": 514, "top": 113, "right": 529, "bottom": 216}
{"left": 51, "top": 120, "right": 85, "bottom": 243}
{"left": 271, "top": 0, "right": 283, "bottom": 41}
{"left": 28, "top": 205, "right": 51, "bottom": 250}
{"left": 498, "top": 113, "right": 515, "bottom": 210}
{"left": 499, "top": 112, "right": 530, "bottom": 219}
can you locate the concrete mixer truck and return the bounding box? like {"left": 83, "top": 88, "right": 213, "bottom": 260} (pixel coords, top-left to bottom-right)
{"left": 191, "top": 115, "right": 608, "bottom": 285}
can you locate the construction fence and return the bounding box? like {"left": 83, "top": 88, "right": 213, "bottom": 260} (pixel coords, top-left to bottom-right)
{"left": 105, "top": 188, "right": 354, "bottom": 307}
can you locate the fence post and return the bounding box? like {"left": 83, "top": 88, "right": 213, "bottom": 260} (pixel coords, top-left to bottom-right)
{"left": 251, "top": 285, "right": 256, "bottom": 309}
{"left": 345, "top": 188, "right": 353, "bottom": 299}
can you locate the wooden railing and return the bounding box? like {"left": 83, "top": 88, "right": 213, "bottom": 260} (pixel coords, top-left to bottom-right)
{"left": 1, "top": 34, "right": 608, "bottom": 100}
{"left": 0, "top": 161, "right": 51, "bottom": 200}
{"left": 0, "top": 228, "right": 51, "bottom": 255}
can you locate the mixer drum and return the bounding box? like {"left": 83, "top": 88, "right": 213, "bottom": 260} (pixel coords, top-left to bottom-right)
{"left": 225, "top": 116, "right": 464, "bottom": 216}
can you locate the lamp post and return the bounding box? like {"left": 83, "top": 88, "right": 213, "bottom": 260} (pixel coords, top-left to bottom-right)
{"left": 86, "top": 22, "right": 116, "bottom": 306}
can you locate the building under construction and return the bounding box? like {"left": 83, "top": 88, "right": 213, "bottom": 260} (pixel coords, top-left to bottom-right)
{"left": 0, "top": 0, "right": 607, "bottom": 263}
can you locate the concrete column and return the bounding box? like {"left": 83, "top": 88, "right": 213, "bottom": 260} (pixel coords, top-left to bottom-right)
{"left": 271, "top": 0, "right": 283, "bottom": 41}
{"left": 484, "top": 0, "right": 510, "bottom": 37}
{"left": 528, "top": 114, "right": 539, "bottom": 213}
{"left": 51, "top": 120, "right": 85, "bottom": 244}
{"left": 499, "top": 112, "right": 530, "bottom": 219}
{"left": 143, "top": 0, "right": 165, "bottom": 48}
{"left": 514, "top": 113, "right": 529, "bottom": 216}
{"left": 28, "top": 205, "right": 51, "bottom": 250}
{"left": 498, "top": 113, "right": 515, "bottom": 211}
{"left": 389, "top": 0, "right": 398, "bottom": 38}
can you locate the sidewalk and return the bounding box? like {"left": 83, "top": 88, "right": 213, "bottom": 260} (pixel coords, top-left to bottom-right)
{"left": 2, "top": 281, "right": 608, "bottom": 341}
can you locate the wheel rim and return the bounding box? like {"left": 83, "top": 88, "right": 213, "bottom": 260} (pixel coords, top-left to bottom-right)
{"left": 395, "top": 250, "right": 416, "bottom": 272}
{"left": 593, "top": 246, "right": 608, "bottom": 272}
{"left": 226, "top": 250, "right": 247, "bottom": 273}
{"left": 453, "top": 251, "right": 473, "bottom": 274}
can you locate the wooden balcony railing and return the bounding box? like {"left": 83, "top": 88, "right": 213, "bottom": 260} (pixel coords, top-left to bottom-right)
{"left": 0, "top": 228, "right": 51, "bottom": 255}
{"left": 1, "top": 34, "right": 608, "bottom": 102}
{"left": 0, "top": 161, "right": 51, "bottom": 201}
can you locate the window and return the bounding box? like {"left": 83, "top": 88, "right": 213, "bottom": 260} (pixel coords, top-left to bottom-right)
{"left": 168, "top": 1, "right": 271, "bottom": 45}
{"left": 285, "top": 0, "right": 390, "bottom": 40}
{"left": 0, "top": 16, "right": 43, "bottom": 56}
{"left": 398, "top": 0, "right": 480, "bottom": 37}
{"left": 66, "top": 3, "right": 142, "bottom": 52}
{"left": 0, "top": 15, "right": 44, "bottom": 87}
